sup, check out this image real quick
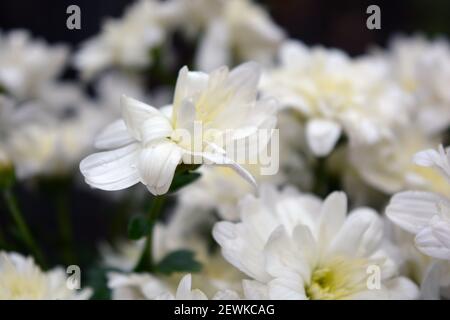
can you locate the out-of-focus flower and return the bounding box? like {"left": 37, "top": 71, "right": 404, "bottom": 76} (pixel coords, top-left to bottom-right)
{"left": 384, "top": 35, "right": 450, "bottom": 135}
{"left": 0, "top": 252, "right": 91, "bottom": 299}
{"left": 108, "top": 273, "right": 239, "bottom": 300}
{"left": 0, "top": 30, "right": 67, "bottom": 99}
{"left": 349, "top": 129, "right": 450, "bottom": 195}
{"left": 80, "top": 62, "right": 277, "bottom": 195}
{"left": 384, "top": 219, "right": 450, "bottom": 299}
{"left": 103, "top": 206, "right": 244, "bottom": 297}
{"left": 73, "top": 0, "right": 176, "bottom": 79}
{"left": 214, "top": 184, "right": 419, "bottom": 299}
{"left": 386, "top": 145, "right": 450, "bottom": 260}
{"left": 191, "top": 0, "right": 285, "bottom": 71}
{"left": 261, "top": 41, "right": 412, "bottom": 156}
{"left": 7, "top": 103, "right": 105, "bottom": 179}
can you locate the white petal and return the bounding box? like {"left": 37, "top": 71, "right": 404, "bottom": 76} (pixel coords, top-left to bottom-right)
{"left": 386, "top": 191, "right": 446, "bottom": 234}
{"left": 80, "top": 143, "right": 140, "bottom": 191}
{"left": 329, "top": 208, "right": 383, "bottom": 258}
{"left": 227, "top": 61, "right": 261, "bottom": 105}
{"left": 140, "top": 116, "right": 173, "bottom": 146}
{"left": 121, "top": 95, "right": 162, "bottom": 140}
{"left": 94, "top": 119, "right": 135, "bottom": 150}
{"left": 212, "top": 290, "right": 240, "bottom": 300}
{"left": 242, "top": 280, "right": 269, "bottom": 300}
{"left": 318, "top": 191, "right": 347, "bottom": 246}
{"left": 264, "top": 226, "right": 311, "bottom": 280}
{"left": 415, "top": 217, "right": 450, "bottom": 260}
{"left": 268, "top": 273, "right": 307, "bottom": 300}
{"left": 420, "top": 262, "right": 442, "bottom": 300}
{"left": 195, "top": 20, "right": 230, "bottom": 72}
{"left": 138, "top": 141, "right": 183, "bottom": 195}
{"left": 384, "top": 277, "right": 420, "bottom": 300}
{"left": 173, "top": 66, "right": 208, "bottom": 122}
{"left": 306, "top": 119, "right": 342, "bottom": 156}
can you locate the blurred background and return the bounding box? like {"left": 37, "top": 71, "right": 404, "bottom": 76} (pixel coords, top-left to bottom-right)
{"left": 1, "top": 0, "right": 450, "bottom": 55}
{"left": 0, "top": 0, "right": 449, "bottom": 298}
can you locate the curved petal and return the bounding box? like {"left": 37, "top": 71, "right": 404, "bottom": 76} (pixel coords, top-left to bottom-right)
{"left": 94, "top": 119, "right": 135, "bottom": 150}
{"left": 329, "top": 208, "right": 383, "bottom": 258}
{"left": 415, "top": 216, "right": 450, "bottom": 260}
{"left": 195, "top": 19, "right": 230, "bottom": 72}
{"left": 141, "top": 116, "right": 173, "bottom": 146}
{"left": 306, "top": 118, "right": 342, "bottom": 156}
{"left": 386, "top": 191, "right": 446, "bottom": 234}
{"left": 121, "top": 95, "right": 162, "bottom": 140}
{"left": 318, "top": 191, "right": 347, "bottom": 246}
{"left": 80, "top": 143, "right": 140, "bottom": 191}
{"left": 138, "top": 141, "right": 183, "bottom": 195}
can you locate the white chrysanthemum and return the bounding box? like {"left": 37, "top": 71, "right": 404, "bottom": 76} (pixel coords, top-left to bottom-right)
{"left": 80, "top": 62, "right": 277, "bottom": 195}
{"left": 349, "top": 129, "right": 450, "bottom": 195}
{"left": 108, "top": 273, "right": 239, "bottom": 300}
{"left": 213, "top": 185, "right": 419, "bottom": 299}
{"left": 261, "top": 41, "right": 412, "bottom": 156}
{"left": 103, "top": 211, "right": 244, "bottom": 297}
{"left": 387, "top": 145, "right": 450, "bottom": 260}
{"left": 384, "top": 219, "right": 450, "bottom": 299}
{"left": 385, "top": 35, "right": 450, "bottom": 135}
{"left": 0, "top": 30, "right": 67, "bottom": 99}
{"left": 6, "top": 102, "right": 105, "bottom": 179}
{"left": 190, "top": 0, "right": 285, "bottom": 71}
{"left": 0, "top": 252, "right": 91, "bottom": 300}
{"left": 73, "top": 0, "right": 176, "bottom": 79}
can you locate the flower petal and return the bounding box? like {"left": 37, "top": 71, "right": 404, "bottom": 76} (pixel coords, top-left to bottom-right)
{"left": 141, "top": 116, "right": 173, "bottom": 146}
{"left": 80, "top": 143, "right": 140, "bottom": 191}
{"left": 386, "top": 191, "right": 447, "bottom": 234}
{"left": 121, "top": 95, "right": 162, "bottom": 140}
{"left": 138, "top": 141, "right": 183, "bottom": 195}
{"left": 306, "top": 119, "right": 342, "bottom": 156}
{"left": 94, "top": 119, "right": 135, "bottom": 150}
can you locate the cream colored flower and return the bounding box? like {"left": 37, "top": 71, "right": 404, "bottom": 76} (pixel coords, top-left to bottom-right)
{"left": 0, "top": 30, "right": 67, "bottom": 99}
{"left": 74, "top": 0, "right": 176, "bottom": 79}
{"left": 261, "top": 41, "right": 412, "bottom": 156}
{"left": 0, "top": 252, "right": 91, "bottom": 300}
{"left": 349, "top": 129, "right": 450, "bottom": 195}
{"left": 384, "top": 35, "right": 450, "bottom": 135}
{"left": 80, "top": 62, "right": 277, "bottom": 195}
{"left": 214, "top": 184, "right": 419, "bottom": 299}
{"left": 386, "top": 145, "right": 450, "bottom": 260}
{"left": 191, "top": 0, "right": 285, "bottom": 71}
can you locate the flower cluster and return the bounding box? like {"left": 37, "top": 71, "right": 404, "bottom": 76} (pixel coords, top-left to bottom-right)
{"left": 0, "top": 0, "right": 449, "bottom": 300}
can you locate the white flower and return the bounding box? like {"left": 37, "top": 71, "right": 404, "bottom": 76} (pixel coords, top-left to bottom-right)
{"left": 384, "top": 219, "right": 450, "bottom": 299}
{"left": 73, "top": 0, "right": 174, "bottom": 79}
{"left": 0, "top": 30, "right": 67, "bottom": 99}
{"left": 349, "top": 129, "right": 450, "bottom": 195}
{"left": 213, "top": 184, "right": 419, "bottom": 299}
{"left": 384, "top": 35, "right": 450, "bottom": 135}
{"left": 80, "top": 62, "right": 277, "bottom": 195}
{"left": 261, "top": 41, "right": 412, "bottom": 156}
{"left": 6, "top": 101, "right": 105, "bottom": 179}
{"left": 191, "top": 0, "right": 285, "bottom": 71}
{"left": 0, "top": 251, "right": 91, "bottom": 300}
{"left": 108, "top": 273, "right": 238, "bottom": 300}
{"left": 386, "top": 145, "right": 450, "bottom": 260}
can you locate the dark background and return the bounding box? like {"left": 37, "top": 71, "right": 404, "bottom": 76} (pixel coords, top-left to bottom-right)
{"left": 0, "top": 0, "right": 449, "bottom": 55}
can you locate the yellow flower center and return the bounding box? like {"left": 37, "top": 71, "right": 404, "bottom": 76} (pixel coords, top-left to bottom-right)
{"left": 305, "top": 257, "right": 370, "bottom": 300}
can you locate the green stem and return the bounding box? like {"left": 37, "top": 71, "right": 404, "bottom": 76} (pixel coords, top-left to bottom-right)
{"left": 134, "top": 195, "right": 166, "bottom": 272}
{"left": 2, "top": 188, "right": 46, "bottom": 267}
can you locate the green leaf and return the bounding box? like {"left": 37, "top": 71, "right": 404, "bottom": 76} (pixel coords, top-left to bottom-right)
{"left": 127, "top": 215, "right": 152, "bottom": 240}
{"left": 168, "top": 171, "right": 201, "bottom": 193}
{"left": 155, "top": 249, "right": 202, "bottom": 275}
